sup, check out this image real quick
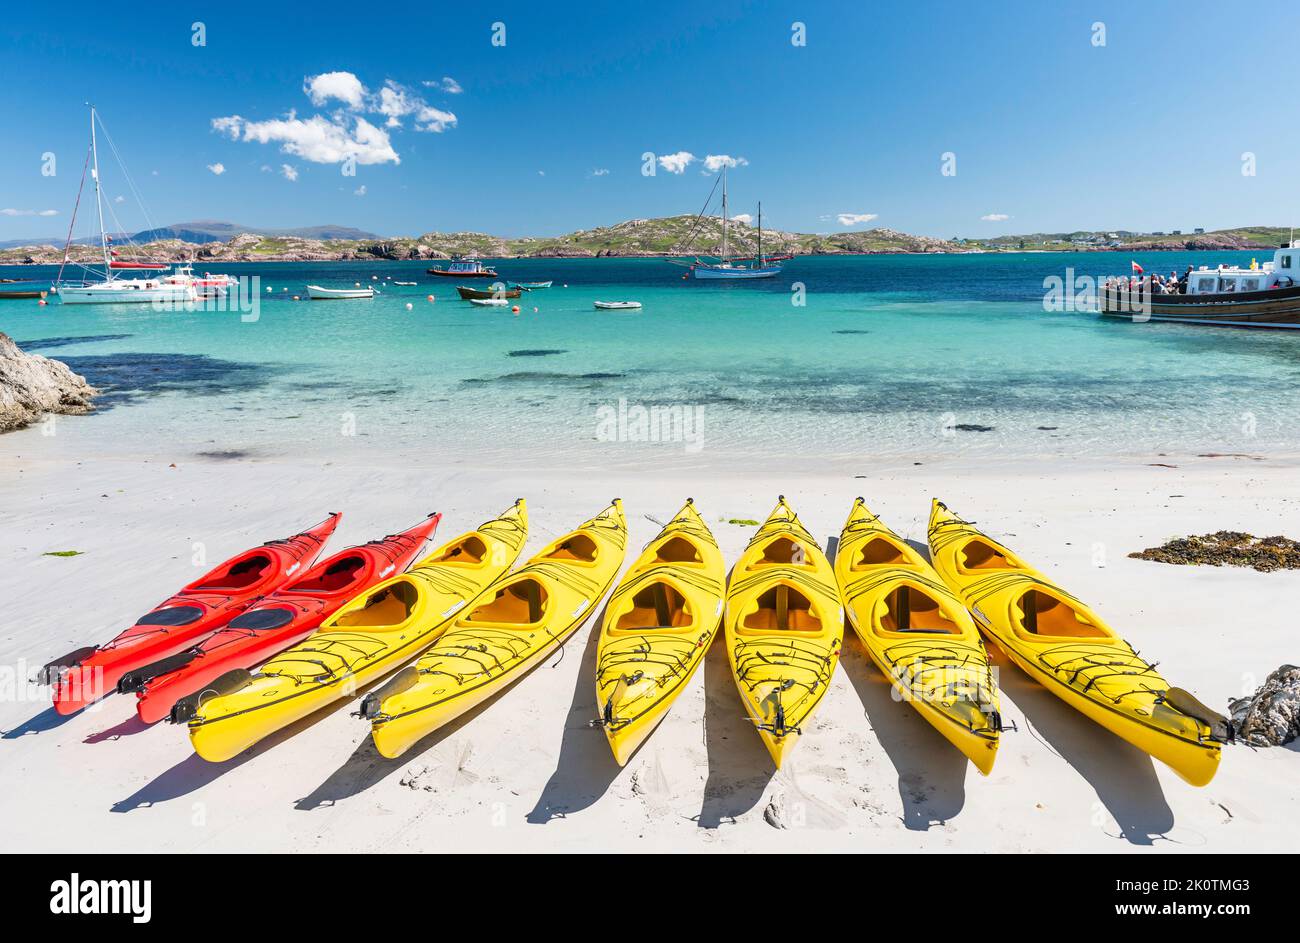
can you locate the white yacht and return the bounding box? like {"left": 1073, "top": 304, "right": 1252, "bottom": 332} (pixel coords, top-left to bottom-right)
{"left": 54, "top": 107, "right": 206, "bottom": 306}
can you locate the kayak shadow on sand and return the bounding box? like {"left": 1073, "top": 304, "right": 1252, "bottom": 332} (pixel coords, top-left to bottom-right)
{"left": 1, "top": 704, "right": 80, "bottom": 739}
{"left": 525, "top": 612, "right": 623, "bottom": 824}
{"left": 294, "top": 691, "right": 498, "bottom": 811}
{"left": 696, "top": 636, "right": 777, "bottom": 829}
{"left": 83, "top": 712, "right": 151, "bottom": 743}
{"left": 990, "top": 644, "right": 1176, "bottom": 846}
{"left": 109, "top": 697, "right": 361, "bottom": 813}
{"left": 839, "top": 637, "right": 971, "bottom": 830}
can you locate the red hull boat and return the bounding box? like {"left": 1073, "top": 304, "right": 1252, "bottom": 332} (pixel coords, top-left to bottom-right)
{"left": 40, "top": 513, "right": 342, "bottom": 714}
{"left": 124, "top": 514, "right": 441, "bottom": 723}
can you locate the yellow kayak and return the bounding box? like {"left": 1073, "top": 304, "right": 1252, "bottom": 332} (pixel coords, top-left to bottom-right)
{"left": 835, "top": 498, "right": 1001, "bottom": 774}
{"left": 594, "top": 499, "right": 724, "bottom": 765}
{"left": 186, "top": 499, "right": 529, "bottom": 762}
{"left": 368, "top": 500, "right": 628, "bottom": 759}
{"left": 927, "top": 499, "right": 1224, "bottom": 787}
{"left": 725, "top": 496, "right": 843, "bottom": 768}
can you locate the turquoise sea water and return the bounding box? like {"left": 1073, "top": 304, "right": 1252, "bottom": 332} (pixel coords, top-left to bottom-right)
{"left": 2, "top": 252, "right": 1298, "bottom": 467}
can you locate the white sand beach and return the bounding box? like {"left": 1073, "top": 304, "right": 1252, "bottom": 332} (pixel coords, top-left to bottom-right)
{"left": 1, "top": 446, "right": 1296, "bottom": 853}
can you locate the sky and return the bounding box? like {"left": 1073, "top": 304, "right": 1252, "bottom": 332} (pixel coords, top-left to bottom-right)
{"left": 2, "top": 0, "right": 1298, "bottom": 241}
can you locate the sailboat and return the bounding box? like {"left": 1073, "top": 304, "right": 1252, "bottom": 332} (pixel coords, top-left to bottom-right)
{"left": 690, "top": 167, "right": 784, "bottom": 280}
{"left": 54, "top": 107, "right": 199, "bottom": 305}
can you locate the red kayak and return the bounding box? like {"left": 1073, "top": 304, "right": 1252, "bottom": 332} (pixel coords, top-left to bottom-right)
{"left": 40, "top": 513, "right": 342, "bottom": 715}
{"left": 124, "top": 514, "right": 441, "bottom": 724}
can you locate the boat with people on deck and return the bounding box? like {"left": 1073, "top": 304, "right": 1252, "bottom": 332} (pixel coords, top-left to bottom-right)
{"left": 53, "top": 107, "right": 233, "bottom": 306}
{"left": 427, "top": 257, "right": 499, "bottom": 278}
{"left": 1101, "top": 242, "right": 1300, "bottom": 328}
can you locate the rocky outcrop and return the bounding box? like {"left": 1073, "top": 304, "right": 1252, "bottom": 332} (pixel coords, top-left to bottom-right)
{"left": 0, "top": 333, "right": 97, "bottom": 432}
{"left": 1230, "top": 665, "right": 1300, "bottom": 746}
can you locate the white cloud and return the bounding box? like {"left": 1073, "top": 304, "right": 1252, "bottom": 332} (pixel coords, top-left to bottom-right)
{"left": 281, "top": 163, "right": 299, "bottom": 181}
{"left": 730, "top": 214, "right": 753, "bottom": 225}
{"left": 206, "top": 162, "right": 226, "bottom": 175}
{"left": 114, "top": 195, "right": 126, "bottom": 203}
{"left": 215, "top": 73, "right": 459, "bottom": 167}
{"left": 423, "top": 76, "right": 462, "bottom": 94}
{"left": 837, "top": 213, "right": 878, "bottom": 226}
{"left": 2, "top": 208, "right": 58, "bottom": 216}
{"left": 376, "top": 81, "right": 456, "bottom": 132}
{"left": 213, "top": 114, "right": 399, "bottom": 165}
{"left": 981, "top": 213, "right": 1010, "bottom": 222}
{"left": 657, "top": 151, "right": 695, "bottom": 174}
{"left": 589, "top": 168, "right": 610, "bottom": 177}
{"left": 537, "top": 170, "right": 545, "bottom": 176}
{"left": 354, "top": 184, "right": 366, "bottom": 196}
{"left": 260, "top": 164, "right": 272, "bottom": 173}
{"left": 702, "top": 154, "right": 748, "bottom": 174}
{"left": 303, "top": 71, "right": 368, "bottom": 108}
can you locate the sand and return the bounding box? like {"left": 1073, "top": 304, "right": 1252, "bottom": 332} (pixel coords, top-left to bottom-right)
{"left": 1, "top": 448, "right": 1297, "bottom": 852}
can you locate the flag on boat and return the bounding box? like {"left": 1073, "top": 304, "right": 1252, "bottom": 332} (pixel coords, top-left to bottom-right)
{"left": 1131, "top": 261, "right": 1144, "bottom": 275}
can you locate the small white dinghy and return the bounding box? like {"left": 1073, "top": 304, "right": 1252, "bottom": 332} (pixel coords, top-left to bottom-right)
{"left": 307, "top": 285, "right": 375, "bottom": 300}
{"left": 593, "top": 301, "right": 642, "bottom": 310}
{"left": 469, "top": 297, "right": 510, "bottom": 307}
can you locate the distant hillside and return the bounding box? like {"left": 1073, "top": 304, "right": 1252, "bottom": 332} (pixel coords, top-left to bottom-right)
{"left": 2, "top": 217, "right": 1294, "bottom": 264}
{"left": 955, "top": 226, "right": 1294, "bottom": 252}
{"left": 0, "top": 215, "right": 957, "bottom": 263}
{"left": 131, "top": 221, "right": 381, "bottom": 244}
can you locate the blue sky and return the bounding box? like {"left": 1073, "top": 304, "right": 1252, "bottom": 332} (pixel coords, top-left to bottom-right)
{"left": 2, "top": 0, "right": 1298, "bottom": 240}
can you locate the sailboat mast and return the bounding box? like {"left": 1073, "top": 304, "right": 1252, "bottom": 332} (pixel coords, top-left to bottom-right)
{"left": 758, "top": 201, "right": 763, "bottom": 266}
{"left": 721, "top": 166, "right": 728, "bottom": 262}
{"left": 89, "top": 106, "right": 111, "bottom": 275}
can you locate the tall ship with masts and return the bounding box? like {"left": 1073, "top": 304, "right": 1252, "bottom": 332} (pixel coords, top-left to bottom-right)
{"left": 54, "top": 107, "right": 217, "bottom": 305}
{"left": 679, "top": 166, "right": 784, "bottom": 280}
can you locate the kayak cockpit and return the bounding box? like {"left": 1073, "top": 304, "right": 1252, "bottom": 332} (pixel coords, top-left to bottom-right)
{"left": 852, "top": 536, "right": 911, "bottom": 568}
{"left": 286, "top": 555, "right": 367, "bottom": 594}
{"left": 751, "top": 536, "right": 814, "bottom": 569}
{"left": 957, "top": 539, "right": 1021, "bottom": 572}
{"left": 463, "top": 577, "right": 549, "bottom": 627}
{"left": 1015, "top": 589, "right": 1111, "bottom": 640}
{"left": 542, "top": 534, "right": 599, "bottom": 564}
{"left": 652, "top": 535, "right": 703, "bottom": 565}
{"left": 189, "top": 553, "right": 273, "bottom": 591}
{"left": 741, "top": 583, "right": 823, "bottom": 634}
{"left": 423, "top": 535, "right": 488, "bottom": 566}
{"left": 612, "top": 580, "right": 693, "bottom": 632}
{"left": 874, "top": 584, "right": 962, "bottom": 635}
{"left": 333, "top": 581, "right": 418, "bottom": 629}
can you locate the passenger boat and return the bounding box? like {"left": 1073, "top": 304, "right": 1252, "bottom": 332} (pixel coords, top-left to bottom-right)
{"left": 164, "top": 266, "right": 235, "bottom": 298}
{"left": 306, "top": 285, "right": 375, "bottom": 300}
{"left": 456, "top": 284, "right": 520, "bottom": 300}
{"left": 427, "top": 257, "right": 499, "bottom": 278}
{"left": 685, "top": 167, "right": 784, "bottom": 280}
{"left": 1101, "top": 244, "right": 1300, "bottom": 328}
{"left": 594, "top": 301, "right": 642, "bottom": 310}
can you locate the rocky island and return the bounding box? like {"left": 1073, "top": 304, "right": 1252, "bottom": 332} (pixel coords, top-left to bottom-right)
{"left": 0, "top": 333, "right": 97, "bottom": 432}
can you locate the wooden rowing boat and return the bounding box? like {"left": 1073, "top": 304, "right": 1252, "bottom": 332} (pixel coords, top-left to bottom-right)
{"left": 457, "top": 285, "right": 520, "bottom": 300}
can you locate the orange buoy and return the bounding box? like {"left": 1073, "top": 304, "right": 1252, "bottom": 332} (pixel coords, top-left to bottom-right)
{"left": 511, "top": 305, "right": 520, "bottom": 313}
{"left": 427, "top": 294, "right": 434, "bottom": 302}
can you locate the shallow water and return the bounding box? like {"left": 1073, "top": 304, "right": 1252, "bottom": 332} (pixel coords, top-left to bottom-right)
{"left": 3, "top": 252, "right": 1297, "bottom": 466}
